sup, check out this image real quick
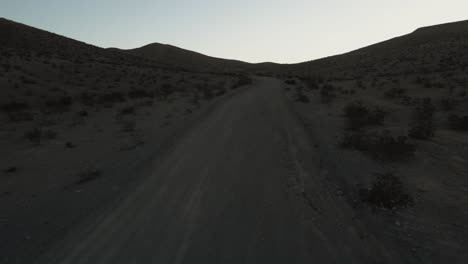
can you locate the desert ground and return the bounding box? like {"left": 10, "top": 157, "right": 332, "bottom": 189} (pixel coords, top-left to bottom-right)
{"left": 1, "top": 18, "right": 468, "bottom": 263}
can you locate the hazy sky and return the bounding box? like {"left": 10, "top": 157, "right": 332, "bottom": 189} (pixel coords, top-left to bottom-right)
{"left": 2, "top": 0, "right": 467, "bottom": 63}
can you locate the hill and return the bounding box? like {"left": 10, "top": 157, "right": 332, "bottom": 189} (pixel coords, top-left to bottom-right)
{"left": 116, "top": 43, "right": 251, "bottom": 72}
{"left": 276, "top": 20, "right": 468, "bottom": 79}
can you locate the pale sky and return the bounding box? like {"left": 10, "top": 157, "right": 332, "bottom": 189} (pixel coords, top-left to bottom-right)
{"left": 1, "top": 0, "right": 467, "bottom": 63}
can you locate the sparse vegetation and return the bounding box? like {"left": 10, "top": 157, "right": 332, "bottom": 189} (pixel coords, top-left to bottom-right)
{"left": 408, "top": 98, "right": 435, "bottom": 140}
{"left": 341, "top": 130, "right": 415, "bottom": 161}
{"left": 24, "top": 128, "right": 57, "bottom": 144}
{"left": 157, "top": 83, "right": 174, "bottom": 98}
{"left": 448, "top": 115, "right": 468, "bottom": 131}
{"left": 119, "top": 106, "right": 136, "bottom": 116}
{"left": 343, "top": 101, "right": 386, "bottom": 130}
{"left": 384, "top": 87, "right": 406, "bottom": 99}
{"left": 231, "top": 74, "right": 252, "bottom": 89}
{"left": 294, "top": 87, "right": 309, "bottom": 103}
{"left": 360, "top": 173, "right": 413, "bottom": 209}
{"left": 121, "top": 120, "right": 136, "bottom": 132}
{"left": 76, "top": 167, "right": 102, "bottom": 185}
{"left": 65, "top": 141, "right": 76, "bottom": 148}
{"left": 97, "top": 92, "right": 126, "bottom": 105}
{"left": 2, "top": 101, "right": 29, "bottom": 112}
{"left": 301, "top": 75, "right": 323, "bottom": 90}
{"left": 320, "top": 84, "right": 336, "bottom": 104}
{"left": 45, "top": 96, "right": 73, "bottom": 112}
{"left": 439, "top": 97, "right": 457, "bottom": 111}
{"left": 4, "top": 166, "right": 17, "bottom": 174}
{"left": 128, "top": 89, "right": 154, "bottom": 99}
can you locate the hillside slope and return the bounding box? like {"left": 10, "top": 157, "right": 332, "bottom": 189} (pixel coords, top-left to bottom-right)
{"left": 277, "top": 20, "right": 468, "bottom": 79}
{"left": 117, "top": 43, "right": 251, "bottom": 72}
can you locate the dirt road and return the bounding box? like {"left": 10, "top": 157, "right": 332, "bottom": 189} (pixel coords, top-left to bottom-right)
{"left": 39, "top": 77, "right": 402, "bottom": 264}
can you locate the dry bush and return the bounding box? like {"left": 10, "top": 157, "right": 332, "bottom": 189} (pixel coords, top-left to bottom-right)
{"left": 45, "top": 96, "right": 73, "bottom": 112}
{"left": 24, "top": 128, "right": 57, "bottom": 144}
{"left": 128, "top": 89, "right": 154, "bottom": 99}
{"left": 76, "top": 167, "right": 102, "bottom": 185}
{"left": 341, "top": 130, "right": 415, "bottom": 161}
{"left": 344, "top": 101, "right": 386, "bottom": 130}
{"left": 294, "top": 87, "right": 309, "bottom": 103}
{"left": 448, "top": 115, "right": 468, "bottom": 131}
{"left": 360, "top": 173, "right": 413, "bottom": 209}
{"left": 408, "top": 98, "right": 436, "bottom": 140}
{"left": 119, "top": 106, "right": 136, "bottom": 116}
{"left": 231, "top": 74, "right": 252, "bottom": 89}
{"left": 320, "top": 84, "right": 336, "bottom": 104}
{"left": 384, "top": 87, "right": 406, "bottom": 99}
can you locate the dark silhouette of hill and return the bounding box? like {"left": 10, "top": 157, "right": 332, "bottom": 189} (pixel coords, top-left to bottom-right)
{"left": 276, "top": 20, "right": 468, "bottom": 79}
{"left": 115, "top": 43, "right": 251, "bottom": 72}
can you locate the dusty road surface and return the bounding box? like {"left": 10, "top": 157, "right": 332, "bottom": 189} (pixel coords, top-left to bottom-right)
{"left": 39, "top": 77, "right": 403, "bottom": 264}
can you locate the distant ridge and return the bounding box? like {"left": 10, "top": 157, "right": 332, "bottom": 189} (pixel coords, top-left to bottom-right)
{"left": 114, "top": 43, "right": 252, "bottom": 72}
{"left": 2, "top": 17, "right": 468, "bottom": 77}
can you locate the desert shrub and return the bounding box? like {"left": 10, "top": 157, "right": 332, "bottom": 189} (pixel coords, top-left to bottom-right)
{"left": 24, "top": 128, "right": 57, "bottom": 144}
{"left": 384, "top": 87, "right": 406, "bottom": 99}
{"left": 356, "top": 80, "right": 366, "bottom": 89}
{"left": 121, "top": 120, "right": 136, "bottom": 132}
{"left": 119, "top": 106, "right": 136, "bottom": 115}
{"left": 408, "top": 98, "right": 435, "bottom": 140}
{"left": 191, "top": 92, "right": 200, "bottom": 105}
{"left": 200, "top": 86, "right": 214, "bottom": 100}
{"left": 4, "top": 167, "right": 17, "bottom": 173}
{"left": 97, "top": 92, "right": 126, "bottom": 106}
{"left": 24, "top": 128, "right": 42, "bottom": 144}
{"left": 80, "top": 92, "right": 96, "bottom": 106}
{"left": 128, "top": 89, "right": 154, "bottom": 99}
{"left": 78, "top": 110, "right": 88, "bottom": 117}
{"left": 19, "top": 75, "right": 37, "bottom": 85}
{"left": 2, "top": 102, "right": 29, "bottom": 112}
{"left": 76, "top": 167, "right": 102, "bottom": 185}
{"left": 300, "top": 78, "right": 319, "bottom": 90}
{"left": 448, "top": 115, "right": 468, "bottom": 131}
{"left": 7, "top": 111, "right": 33, "bottom": 122}
{"left": 157, "top": 83, "right": 174, "bottom": 98}
{"left": 344, "top": 101, "right": 386, "bottom": 130}
{"left": 294, "top": 87, "right": 309, "bottom": 103}
{"left": 341, "top": 130, "right": 415, "bottom": 161}
{"left": 215, "top": 87, "right": 226, "bottom": 97}
{"left": 360, "top": 173, "right": 413, "bottom": 209}
{"left": 231, "top": 74, "right": 252, "bottom": 89}
{"left": 320, "top": 84, "right": 336, "bottom": 104}
{"left": 439, "top": 98, "right": 457, "bottom": 111}
{"left": 45, "top": 96, "right": 73, "bottom": 112}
